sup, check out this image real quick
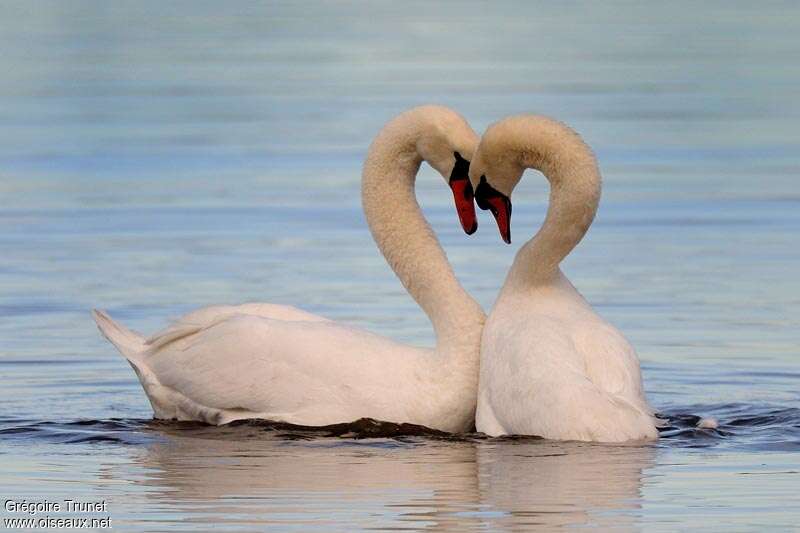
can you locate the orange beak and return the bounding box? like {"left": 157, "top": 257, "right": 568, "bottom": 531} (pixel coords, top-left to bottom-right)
{"left": 449, "top": 177, "right": 478, "bottom": 235}
{"left": 449, "top": 152, "right": 477, "bottom": 235}
{"left": 475, "top": 176, "right": 512, "bottom": 244}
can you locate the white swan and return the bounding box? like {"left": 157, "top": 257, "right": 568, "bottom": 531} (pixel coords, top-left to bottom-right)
{"left": 93, "top": 106, "right": 486, "bottom": 433}
{"left": 468, "top": 115, "right": 660, "bottom": 442}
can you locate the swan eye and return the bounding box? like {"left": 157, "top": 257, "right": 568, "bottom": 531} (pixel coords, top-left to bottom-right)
{"left": 451, "top": 152, "right": 470, "bottom": 180}
{"left": 474, "top": 176, "right": 493, "bottom": 211}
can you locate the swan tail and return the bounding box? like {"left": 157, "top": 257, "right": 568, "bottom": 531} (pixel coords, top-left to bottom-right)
{"left": 92, "top": 309, "right": 147, "bottom": 363}
{"left": 92, "top": 309, "right": 177, "bottom": 418}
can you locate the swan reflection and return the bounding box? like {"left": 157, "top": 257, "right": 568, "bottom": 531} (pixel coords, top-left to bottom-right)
{"left": 115, "top": 425, "right": 655, "bottom": 530}
{"left": 477, "top": 440, "right": 656, "bottom": 530}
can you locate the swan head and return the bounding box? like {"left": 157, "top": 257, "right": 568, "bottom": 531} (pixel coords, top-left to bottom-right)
{"left": 469, "top": 115, "right": 601, "bottom": 245}
{"left": 467, "top": 122, "right": 524, "bottom": 244}
{"left": 412, "top": 106, "right": 480, "bottom": 235}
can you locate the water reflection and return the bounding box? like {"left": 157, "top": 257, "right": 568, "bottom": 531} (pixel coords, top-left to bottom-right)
{"left": 112, "top": 425, "right": 655, "bottom": 530}
{"left": 477, "top": 441, "right": 655, "bottom": 530}
{"left": 3, "top": 0, "right": 799, "bottom": 530}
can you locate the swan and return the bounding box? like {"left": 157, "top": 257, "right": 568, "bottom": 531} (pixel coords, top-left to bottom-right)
{"left": 467, "top": 115, "right": 660, "bottom": 442}
{"left": 92, "top": 105, "right": 486, "bottom": 433}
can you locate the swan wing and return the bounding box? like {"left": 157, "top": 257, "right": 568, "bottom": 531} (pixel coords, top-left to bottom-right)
{"left": 532, "top": 371, "right": 659, "bottom": 442}
{"left": 480, "top": 345, "right": 657, "bottom": 442}
{"left": 478, "top": 312, "right": 657, "bottom": 441}
{"left": 572, "top": 319, "right": 647, "bottom": 404}
{"left": 145, "top": 303, "right": 330, "bottom": 351}
{"left": 138, "top": 313, "right": 435, "bottom": 426}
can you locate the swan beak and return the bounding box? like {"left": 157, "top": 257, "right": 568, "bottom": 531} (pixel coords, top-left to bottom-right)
{"left": 449, "top": 177, "right": 478, "bottom": 235}
{"left": 475, "top": 176, "right": 512, "bottom": 244}
{"left": 449, "top": 152, "right": 478, "bottom": 235}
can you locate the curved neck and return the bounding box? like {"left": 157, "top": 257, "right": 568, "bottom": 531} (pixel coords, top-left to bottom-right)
{"left": 361, "top": 114, "right": 484, "bottom": 355}
{"left": 505, "top": 118, "right": 602, "bottom": 288}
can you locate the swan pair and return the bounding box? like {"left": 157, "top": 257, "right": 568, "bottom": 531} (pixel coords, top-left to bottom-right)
{"left": 94, "top": 106, "right": 660, "bottom": 442}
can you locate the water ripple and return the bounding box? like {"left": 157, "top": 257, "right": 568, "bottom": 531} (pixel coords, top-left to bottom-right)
{"left": 2, "top": 404, "right": 798, "bottom": 451}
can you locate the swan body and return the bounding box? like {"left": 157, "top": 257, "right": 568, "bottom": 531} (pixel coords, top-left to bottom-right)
{"left": 94, "top": 106, "right": 485, "bottom": 433}
{"left": 469, "top": 115, "right": 659, "bottom": 442}
{"left": 93, "top": 305, "right": 470, "bottom": 428}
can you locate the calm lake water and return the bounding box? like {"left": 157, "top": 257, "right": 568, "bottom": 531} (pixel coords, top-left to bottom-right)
{"left": 1, "top": 1, "right": 799, "bottom": 530}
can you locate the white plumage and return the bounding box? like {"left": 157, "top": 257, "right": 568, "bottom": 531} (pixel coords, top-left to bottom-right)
{"left": 94, "top": 106, "right": 485, "bottom": 433}
{"left": 470, "top": 115, "right": 660, "bottom": 442}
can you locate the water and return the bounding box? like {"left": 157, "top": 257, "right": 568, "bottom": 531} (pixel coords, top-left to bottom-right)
{"left": 1, "top": 1, "right": 799, "bottom": 530}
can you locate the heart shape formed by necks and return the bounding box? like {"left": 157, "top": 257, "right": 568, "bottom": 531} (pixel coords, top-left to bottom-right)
{"left": 474, "top": 175, "right": 512, "bottom": 244}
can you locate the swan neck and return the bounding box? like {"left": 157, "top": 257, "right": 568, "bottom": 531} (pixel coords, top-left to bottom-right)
{"left": 507, "top": 120, "right": 601, "bottom": 286}
{"left": 361, "top": 114, "right": 484, "bottom": 359}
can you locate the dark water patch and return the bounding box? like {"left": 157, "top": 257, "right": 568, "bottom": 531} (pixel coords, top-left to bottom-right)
{"left": 0, "top": 427, "right": 36, "bottom": 435}
{"left": 0, "top": 418, "right": 155, "bottom": 446}
{"left": 146, "top": 417, "right": 475, "bottom": 444}
{"left": 727, "top": 407, "right": 800, "bottom": 427}
{"left": 65, "top": 434, "right": 126, "bottom": 444}
{"left": 230, "top": 417, "right": 456, "bottom": 439}
{"left": 0, "top": 417, "right": 537, "bottom": 449}
{"left": 146, "top": 417, "right": 549, "bottom": 445}
{"left": 2, "top": 406, "right": 798, "bottom": 450}
{"left": 658, "top": 404, "right": 800, "bottom": 450}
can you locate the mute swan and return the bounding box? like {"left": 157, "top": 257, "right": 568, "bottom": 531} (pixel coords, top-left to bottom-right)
{"left": 93, "top": 106, "right": 485, "bottom": 433}
{"left": 467, "top": 115, "right": 660, "bottom": 442}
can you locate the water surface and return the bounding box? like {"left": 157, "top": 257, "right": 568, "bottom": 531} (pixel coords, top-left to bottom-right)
{"left": 1, "top": 1, "right": 799, "bottom": 530}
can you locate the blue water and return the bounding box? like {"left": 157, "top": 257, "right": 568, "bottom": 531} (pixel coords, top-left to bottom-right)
{"left": 1, "top": 1, "right": 799, "bottom": 530}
